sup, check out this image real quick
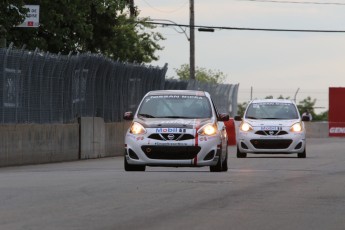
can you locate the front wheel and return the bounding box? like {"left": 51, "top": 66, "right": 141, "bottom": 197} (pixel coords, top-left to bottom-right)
{"left": 210, "top": 152, "right": 223, "bottom": 172}
{"left": 298, "top": 147, "right": 306, "bottom": 158}
{"left": 222, "top": 145, "right": 228, "bottom": 172}
{"left": 124, "top": 157, "right": 146, "bottom": 171}
{"left": 237, "top": 146, "right": 247, "bottom": 158}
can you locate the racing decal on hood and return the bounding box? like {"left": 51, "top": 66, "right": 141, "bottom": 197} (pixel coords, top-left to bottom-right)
{"left": 247, "top": 119, "right": 300, "bottom": 127}
{"left": 135, "top": 118, "right": 213, "bottom": 129}
{"left": 194, "top": 119, "right": 201, "bottom": 147}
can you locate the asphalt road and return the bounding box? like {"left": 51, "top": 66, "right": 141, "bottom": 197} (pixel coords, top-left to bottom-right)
{"left": 1, "top": 138, "right": 345, "bottom": 230}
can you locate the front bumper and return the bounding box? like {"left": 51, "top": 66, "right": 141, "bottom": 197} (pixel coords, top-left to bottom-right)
{"left": 237, "top": 131, "right": 306, "bottom": 154}
{"left": 125, "top": 132, "right": 222, "bottom": 167}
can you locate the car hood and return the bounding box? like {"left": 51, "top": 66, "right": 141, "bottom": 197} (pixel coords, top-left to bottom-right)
{"left": 134, "top": 118, "right": 215, "bottom": 129}
{"left": 245, "top": 119, "right": 301, "bottom": 127}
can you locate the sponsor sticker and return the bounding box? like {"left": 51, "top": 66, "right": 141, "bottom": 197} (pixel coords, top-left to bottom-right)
{"left": 148, "top": 95, "right": 203, "bottom": 100}
{"left": 329, "top": 127, "right": 345, "bottom": 134}
{"left": 154, "top": 143, "right": 188, "bottom": 146}
{"left": 199, "top": 137, "right": 208, "bottom": 142}
{"left": 261, "top": 126, "right": 279, "bottom": 131}
{"left": 155, "top": 128, "right": 187, "bottom": 133}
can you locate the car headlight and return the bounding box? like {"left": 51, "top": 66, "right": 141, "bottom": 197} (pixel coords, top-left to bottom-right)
{"left": 198, "top": 123, "right": 218, "bottom": 136}
{"left": 240, "top": 122, "right": 253, "bottom": 132}
{"left": 290, "top": 122, "right": 303, "bottom": 132}
{"left": 130, "top": 122, "right": 146, "bottom": 135}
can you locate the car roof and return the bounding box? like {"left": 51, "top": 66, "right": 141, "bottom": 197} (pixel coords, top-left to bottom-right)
{"left": 146, "top": 90, "right": 208, "bottom": 97}
{"left": 249, "top": 99, "right": 295, "bottom": 104}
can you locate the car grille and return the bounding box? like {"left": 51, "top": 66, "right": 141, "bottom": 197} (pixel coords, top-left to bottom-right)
{"left": 250, "top": 139, "right": 292, "bottom": 149}
{"left": 255, "top": 130, "right": 288, "bottom": 136}
{"left": 148, "top": 133, "right": 194, "bottom": 141}
{"left": 141, "top": 145, "right": 201, "bottom": 160}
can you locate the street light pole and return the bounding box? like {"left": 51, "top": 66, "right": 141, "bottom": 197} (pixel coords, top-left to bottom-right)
{"left": 189, "top": 0, "right": 195, "bottom": 80}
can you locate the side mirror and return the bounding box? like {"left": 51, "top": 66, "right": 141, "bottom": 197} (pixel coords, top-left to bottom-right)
{"left": 234, "top": 115, "right": 242, "bottom": 121}
{"left": 218, "top": 113, "right": 230, "bottom": 121}
{"left": 123, "top": 111, "right": 134, "bottom": 120}
{"left": 301, "top": 115, "right": 310, "bottom": 122}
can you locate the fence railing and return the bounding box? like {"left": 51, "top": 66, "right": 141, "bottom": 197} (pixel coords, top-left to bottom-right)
{"left": 0, "top": 45, "right": 167, "bottom": 123}
{"left": 165, "top": 79, "right": 239, "bottom": 117}
{"left": 1, "top": 45, "right": 239, "bottom": 124}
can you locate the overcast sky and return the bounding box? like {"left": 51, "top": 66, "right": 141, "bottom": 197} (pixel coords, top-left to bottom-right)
{"left": 136, "top": 0, "right": 345, "bottom": 112}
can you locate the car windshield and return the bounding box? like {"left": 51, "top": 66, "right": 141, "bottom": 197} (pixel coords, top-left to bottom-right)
{"left": 137, "top": 95, "right": 212, "bottom": 119}
{"left": 245, "top": 102, "right": 299, "bottom": 120}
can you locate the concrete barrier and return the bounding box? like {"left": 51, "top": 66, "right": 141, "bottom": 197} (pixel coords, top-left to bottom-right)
{"left": 104, "top": 121, "right": 131, "bottom": 157}
{"left": 304, "top": 122, "right": 329, "bottom": 138}
{"left": 0, "top": 123, "right": 79, "bottom": 167}
{"left": 80, "top": 117, "right": 106, "bottom": 159}
{"left": 80, "top": 118, "right": 130, "bottom": 159}
{"left": 0, "top": 119, "right": 334, "bottom": 167}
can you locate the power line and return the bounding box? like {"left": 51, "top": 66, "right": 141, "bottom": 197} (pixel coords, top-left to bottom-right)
{"left": 140, "top": 0, "right": 189, "bottom": 13}
{"left": 237, "top": 0, "right": 345, "bottom": 6}
{"left": 146, "top": 21, "right": 345, "bottom": 33}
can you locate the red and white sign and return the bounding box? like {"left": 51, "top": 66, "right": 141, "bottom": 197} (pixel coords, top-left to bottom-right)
{"left": 329, "top": 87, "right": 345, "bottom": 137}
{"left": 17, "top": 5, "right": 40, "bottom": 28}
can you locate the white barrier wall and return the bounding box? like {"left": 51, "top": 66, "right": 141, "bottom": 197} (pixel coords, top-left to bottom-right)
{"left": 0, "top": 120, "right": 331, "bottom": 167}
{"left": 304, "top": 122, "right": 329, "bottom": 138}
{"left": 0, "top": 124, "right": 79, "bottom": 167}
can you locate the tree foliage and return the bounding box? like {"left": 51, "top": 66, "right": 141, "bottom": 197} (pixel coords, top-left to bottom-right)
{"left": 237, "top": 101, "right": 248, "bottom": 117}
{"left": 0, "top": 1, "right": 27, "bottom": 30}
{"left": 297, "top": 96, "right": 316, "bottom": 118}
{"left": 1, "top": 0, "right": 163, "bottom": 63}
{"left": 174, "top": 64, "right": 226, "bottom": 84}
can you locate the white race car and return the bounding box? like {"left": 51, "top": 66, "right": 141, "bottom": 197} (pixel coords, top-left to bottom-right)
{"left": 235, "top": 99, "right": 309, "bottom": 158}
{"left": 123, "top": 90, "right": 230, "bottom": 172}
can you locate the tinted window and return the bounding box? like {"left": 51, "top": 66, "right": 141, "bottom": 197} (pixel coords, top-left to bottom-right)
{"left": 138, "top": 95, "right": 212, "bottom": 118}
{"left": 245, "top": 102, "right": 299, "bottom": 120}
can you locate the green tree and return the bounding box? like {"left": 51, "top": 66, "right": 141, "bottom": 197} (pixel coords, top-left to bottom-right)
{"left": 314, "top": 110, "right": 328, "bottom": 121}
{"left": 174, "top": 64, "right": 226, "bottom": 84}
{"left": 237, "top": 101, "right": 248, "bottom": 117}
{"left": 297, "top": 96, "right": 316, "bottom": 118}
{"left": 0, "top": 1, "right": 27, "bottom": 30}
{"left": 2, "top": 0, "right": 163, "bottom": 63}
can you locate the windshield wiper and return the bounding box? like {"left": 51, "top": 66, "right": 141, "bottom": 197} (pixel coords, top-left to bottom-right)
{"left": 246, "top": 116, "right": 257, "bottom": 119}
{"left": 138, "top": 113, "right": 155, "bottom": 118}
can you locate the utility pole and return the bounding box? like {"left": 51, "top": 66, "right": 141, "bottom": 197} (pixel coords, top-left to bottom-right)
{"left": 250, "top": 86, "right": 253, "bottom": 100}
{"left": 128, "top": 0, "right": 136, "bottom": 17}
{"left": 294, "top": 88, "right": 300, "bottom": 102}
{"left": 189, "top": 0, "right": 195, "bottom": 80}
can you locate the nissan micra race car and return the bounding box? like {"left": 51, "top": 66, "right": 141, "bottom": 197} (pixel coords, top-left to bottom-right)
{"left": 235, "top": 99, "right": 309, "bottom": 158}
{"left": 123, "top": 90, "right": 230, "bottom": 172}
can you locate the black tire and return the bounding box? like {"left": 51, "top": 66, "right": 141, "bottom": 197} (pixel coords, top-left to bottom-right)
{"left": 210, "top": 151, "right": 223, "bottom": 172}
{"left": 124, "top": 157, "right": 146, "bottom": 171}
{"left": 298, "top": 147, "right": 306, "bottom": 158}
{"left": 237, "top": 146, "right": 247, "bottom": 158}
{"left": 222, "top": 145, "right": 228, "bottom": 172}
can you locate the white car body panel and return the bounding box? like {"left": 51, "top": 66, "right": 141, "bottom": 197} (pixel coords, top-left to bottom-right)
{"left": 124, "top": 90, "right": 229, "bottom": 169}
{"left": 237, "top": 99, "right": 306, "bottom": 155}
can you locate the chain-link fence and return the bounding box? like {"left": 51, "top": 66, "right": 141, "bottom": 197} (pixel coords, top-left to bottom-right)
{"left": 1, "top": 45, "right": 239, "bottom": 124}
{"left": 0, "top": 45, "right": 167, "bottom": 123}
{"left": 165, "top": 79, "right": 239, "bottom": 117}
